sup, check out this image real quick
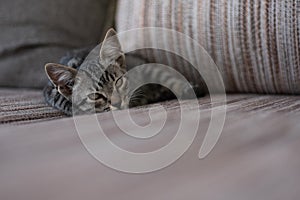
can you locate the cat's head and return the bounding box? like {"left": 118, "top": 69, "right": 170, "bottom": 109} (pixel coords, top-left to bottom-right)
{"left": 45, "top": 28, "right": 129, "bottom": 114}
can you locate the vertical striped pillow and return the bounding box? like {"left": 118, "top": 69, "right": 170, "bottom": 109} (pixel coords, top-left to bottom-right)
{"left": 116, "top": 0, "right": 300, "bottom": 94}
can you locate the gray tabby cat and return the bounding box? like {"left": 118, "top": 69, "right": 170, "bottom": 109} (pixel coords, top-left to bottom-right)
{"left": 44, "top": 28, "right": 204, "bottom": 115}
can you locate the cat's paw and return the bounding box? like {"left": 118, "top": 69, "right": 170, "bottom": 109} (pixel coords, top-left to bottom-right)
{"left": 66, "top": 57, "right": 84, "bottom": 68}
{"left": 59, "top": 46, "right": 93, "bottom": 69}
{"left": 59, "top": 54, "right": 84, "bottom": 69}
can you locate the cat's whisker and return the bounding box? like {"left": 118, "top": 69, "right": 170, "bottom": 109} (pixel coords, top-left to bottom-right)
{"left": 104, "top": 107, "right": 111, "bottom": 112}
{"left": 130, "top": 91, "right": 146, "bottom": 99}
{"left": 109, "top": 106, "right": 118, "bottom": 111}
{"left": 129, "top": 96, "right": 143, "bottom": 101}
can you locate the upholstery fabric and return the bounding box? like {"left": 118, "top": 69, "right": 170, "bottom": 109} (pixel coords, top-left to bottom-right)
{"left": 1, "top": 93, "right": 300, "bottom": 199}
{"left": 0, "top": 0, "right": 114, "bottom": 88}
{"left": 1, "top": 88, "right": 300, "bottom": 125}
{"left": 116, "top": 0, "right": 300, "bottom": 94}
{"left": 0, "top": 89, "right": 64, "bottom": 125}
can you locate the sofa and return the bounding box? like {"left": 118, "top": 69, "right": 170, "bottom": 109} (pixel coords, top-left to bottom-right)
{"left": 1, "top": 0, "right": 300, "bottom": 200}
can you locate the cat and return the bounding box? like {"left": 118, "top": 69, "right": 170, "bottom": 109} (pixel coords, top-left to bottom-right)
{"left": 44, "top": 28, "right": 205, "bottom": 115}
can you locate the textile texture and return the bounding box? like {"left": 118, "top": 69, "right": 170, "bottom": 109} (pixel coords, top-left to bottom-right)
{"left": 116, "top": 0, "right": 300, "bottom": 94}
{"left": 1, "top": 91, "right": 300, "bottom": 199}
{"left": 0, "top": 0, "right": 114, "bottom": 88}
{"left": 1, "top": 88, "right": 300, "bottom": 125}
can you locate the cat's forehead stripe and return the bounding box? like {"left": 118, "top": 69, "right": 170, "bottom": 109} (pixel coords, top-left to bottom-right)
{"left": 80, "top": 59, "right": 106, "bottom": 82}
{"left": 109, "top": 74, "right": 115, "bottom": 81}
{"left": 97, "top": 82, "right": 103, "bottom": 88}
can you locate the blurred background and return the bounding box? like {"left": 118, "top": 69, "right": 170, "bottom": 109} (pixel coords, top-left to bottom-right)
{"left": 0, "top": 0, "right": 116, "bottom": 88}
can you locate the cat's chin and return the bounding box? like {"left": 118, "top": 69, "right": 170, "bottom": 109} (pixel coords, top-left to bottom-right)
{"left": 109, "top": 106, "right": 119, "bottom": 111}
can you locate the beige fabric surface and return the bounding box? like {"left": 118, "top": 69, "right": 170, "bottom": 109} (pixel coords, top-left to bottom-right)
{"left": 1, "top": 90, "right": 300, "bottom": 199}
{"left": 116, "top": 0, "right": 300, "bottom": 94}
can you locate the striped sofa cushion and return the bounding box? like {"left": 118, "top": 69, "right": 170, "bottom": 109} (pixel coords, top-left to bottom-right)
{"left": 116, "top": 0, "right": 300, "bottom": 94}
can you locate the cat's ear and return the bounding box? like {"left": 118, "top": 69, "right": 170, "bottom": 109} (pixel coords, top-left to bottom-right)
{"left": 45, "top": 63, "right": 77, "bottom": 99}
{"left": 99, "top": 28, "right": 125, "bottom": 68}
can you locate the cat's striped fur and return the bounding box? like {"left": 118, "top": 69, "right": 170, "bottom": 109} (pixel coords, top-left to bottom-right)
{"left": 44, "top": 29, "right": 204, "bottom": 115}
{"left": 43, "top": 47, "right": 91, "bottom": 115}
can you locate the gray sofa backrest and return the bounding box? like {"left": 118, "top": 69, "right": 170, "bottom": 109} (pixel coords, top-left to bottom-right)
{"left": 0, "top": 0, "right": 114, "bottom": 88}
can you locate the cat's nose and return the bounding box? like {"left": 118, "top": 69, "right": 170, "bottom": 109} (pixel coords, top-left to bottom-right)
{"left": 111, "top": 95, "right": 121, "bottom": 108}
{"left": 111, "top": 101, "right": 121, "bottom": 108}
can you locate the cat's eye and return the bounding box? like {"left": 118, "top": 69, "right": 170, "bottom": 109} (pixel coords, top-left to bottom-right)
{"left": 87, "top": 93, "right": 107, "bottom": 101}
{"left": 115, "top": 76, "right": 123, "bottom": 87}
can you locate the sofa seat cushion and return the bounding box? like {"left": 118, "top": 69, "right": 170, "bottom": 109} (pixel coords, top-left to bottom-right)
{"left": 1, "top": 92, "right": 300, "bottom": 199}
{"left": 0, "top": 89, "right": 64, "bottom": 125}
{"left": 1, "top": 88, "right": 300, "bottom": 126}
